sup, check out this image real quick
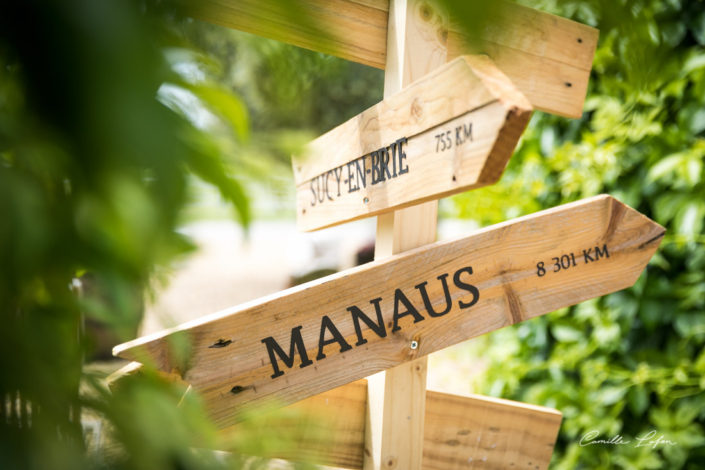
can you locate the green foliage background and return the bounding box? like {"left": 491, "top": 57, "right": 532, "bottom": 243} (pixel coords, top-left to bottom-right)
{"left": 2, "top": 0, "right": 704, "bottom": 468}
{"left": 446, "top": 0, "right": 705, "bottom": 468}
{"left": 0, "top": 1, "right": 310, "bottom": 469}
{"left": 0, "top": 1, "right": 380, "bottom": 468}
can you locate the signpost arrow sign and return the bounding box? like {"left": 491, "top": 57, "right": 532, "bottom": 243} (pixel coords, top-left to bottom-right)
{"left": 292, "top": 54, "right": 532, "bottom": 231}
{"left": 114, "top": 195, "right": 664, "bottom": 428}
{"left": 190, "top": 0, "right": 598, "bottom": 119}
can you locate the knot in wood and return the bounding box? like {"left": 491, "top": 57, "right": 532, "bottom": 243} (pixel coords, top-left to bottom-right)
{"left": 419, "top": 2, "right": 433, "bottom": 21}
{"left": 411, "top": 97, "right": 424, "bottom": 121}
{"left": 384, "top": 456, "right": 397, "bottom": 469}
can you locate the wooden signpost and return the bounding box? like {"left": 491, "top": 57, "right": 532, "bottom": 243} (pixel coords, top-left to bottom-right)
{"left": 366, "top": 4, "right": 450, "bottom": 467}
{"left": 115, "top": 195, "right": 664, "bottom": 427}
{"left": 293, "top": 54, "right": 532, "bottom": 231}
{"left": 190, "top": 0, "right": 597, "bottom": 118}
{"left": 111, "top": 2, "right": 665, "bottom": 470}
{"left": 218, "top": 379, "right": 563, "bottom": 469}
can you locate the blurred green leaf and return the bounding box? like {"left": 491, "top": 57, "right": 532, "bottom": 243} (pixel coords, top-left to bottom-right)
{"left": 674, "top": 200, "right": 705, "bottom": 236}
{"left": 184, "top": 82, "right": 250, "bottom": 142}
{"left": 461, "top": 1, "right": 705, "bottom": 468}
{"left": 552, "top": 323, "right": 584, "bottom": 343}
{"left": 691, "top": 9, "right": 705, "bottom": 45}
{"left": 628, "top": 386, "right": 650, "bottom": 416}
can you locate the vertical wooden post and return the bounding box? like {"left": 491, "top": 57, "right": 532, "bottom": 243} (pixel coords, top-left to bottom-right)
{"left": 364, "top": 1, "right": 448, "bottom": 469}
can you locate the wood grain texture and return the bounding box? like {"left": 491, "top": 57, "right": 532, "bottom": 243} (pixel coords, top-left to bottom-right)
{"left": 221, "top": 380, "right": 369, "bottom": 469}
{"left": 189, "top": 0, "right": 597, "bottom": 117}
{"left": 190, "top": 0, "right": 388, "bottom": 69}
{"left": 114, "top": 195, "right": 663, "bottom": 429}
{"left": 422, "top": 392, "right": 561, "bottom": 470}
{"left": 219, "top": 379, "right": 561, "bottom": 470}
{"left": 292, "top": 55, "right": 512, "bottom": 185}
{"left": 447, "top": 35, "right": 589, "bottom": 121}
{"left": 446, "top": 1, "right": 597, "bottom": 118}
{"left": 364, "top": 1, "right": 446, "bottom": 468}
{"left": 293, "top": 54, "right": 532, "bottom": 232}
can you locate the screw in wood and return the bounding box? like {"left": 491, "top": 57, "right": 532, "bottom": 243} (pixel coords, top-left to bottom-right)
{"left": 410, "top": 340, "right": 419, "bottom": 350}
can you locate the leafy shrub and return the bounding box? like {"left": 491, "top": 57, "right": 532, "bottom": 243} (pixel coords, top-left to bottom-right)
{"left": 448, "top": 0, "right": 705, "bottom": 468}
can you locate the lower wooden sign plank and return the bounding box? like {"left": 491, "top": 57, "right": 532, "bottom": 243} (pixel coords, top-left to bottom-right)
{"left": 422, "top": 392, "right": 561, "bottom": 470}
{"left": 294, "top": 55, "right": 532, "bottom": 232}
{"left": 114, "top": 195, "right": 664, "bottom": 428}
{"left": 218, "top": 379, "right": 561, "bottom": 470}
{"left": 220, "top": 380, "right": 368, "bottom": 469}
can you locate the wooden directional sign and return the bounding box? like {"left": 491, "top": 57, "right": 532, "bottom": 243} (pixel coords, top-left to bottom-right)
{"left": 190, "top": 0, "right": 598, "bottom": 118}
{"left": 292, "top": 55, "right": 531, "bottom": 231}
{"left": 114, "top": 195, "right": 664, "bottom": 428}
{"left": 219, "top": 379, "right": 562, "bottom": 470}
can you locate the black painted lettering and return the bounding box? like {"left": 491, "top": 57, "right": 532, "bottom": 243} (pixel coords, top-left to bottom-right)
{"left": 391, "top": 288, "right": 425, "bottom": 332}
{"left": 595, "top": 244, "right": 609, "bottom": 260}
{"left": 537, "top": 261, "right": 546, "bottom": 277}
{"left": 455, "top": 126, "right": 462, "bottom": 146}
{"left": 371, "top": 151, "right": 383, "bottom": 184}
{"left": 310, "top": 178, "right": 317, "bottom": 207}
{"left": 333, "top": 167, "right": 343, "bottom": 197}
{"left": 261, "top": 326, "right": 313, "bottom": 379}
{"left": 583, "top": 247, "right": 594, "bottom": 263}
{"left": 389, "top": 143, "right": 398, "bottom": 178}
{"left": 415, "top": 273, "right": 452, "bottom": 317}
{"left": 316, "top": 175, "right": 325, "bottom": 204}
{"left": 348, "top": 297, "right": 387, "bottom": 346}
{"left": 310, "top": 136, "right": 409, "bottom": 205}
{"left": 346, "top": 161, "right": 358, "bottom": 192}
{"left": 355, "top": 156, "right": 367, "bottom": 189}
{"left": 464, "top": 122, "right": 473, "bottom": 141}
{"left": 397, "top": 137, "right": 409, "bottom": 175}
{"left": 316, "top": 315, "right": 352, "bottom": 360}
{"left": 380, "top": 147, "right": 392, "bottom": 180}
{"left": 560, "top": 254, "right": 570, "bottom": 270}
{"left": 453, "top": 266, "right": 479, "bottom": 309}
{"left": 325, "top": 170, "right": 334, "bottom": 201}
